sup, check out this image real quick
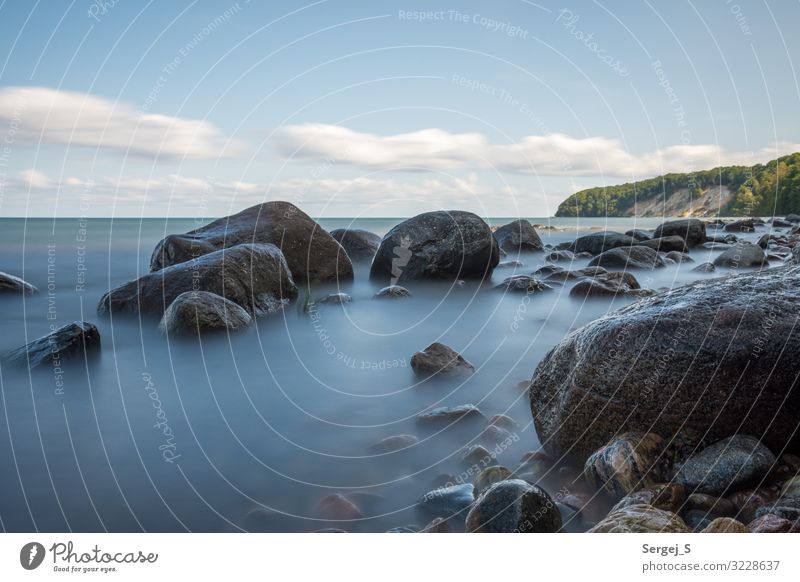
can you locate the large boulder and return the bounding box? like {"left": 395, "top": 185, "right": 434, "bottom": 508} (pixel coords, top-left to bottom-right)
{"left": 713, "top": 242, "right": 766, "bottom": 268}
{"left": 2, "top": 321, "right": 100, "bottom": 369}
{"left": 587, "top": 246, "right": 665, "bottom": 270}
{"left": 529, "top": 265, "right": 800, "bottom": 461}
{"left": 98, "top": 243, "right": 297, "bottom": 318}
{"left": 588, "top": 504, "right": 690, "bottom": 533}
{"left": 150, "top": 201, "right": 352, "bottom": 283}
{"left": 569, "top": 271, "right": 649, "bottom": 298}
{"left": 567, "top": 231, "right": 639, "bottom": 255}
{"left": 465, "top": 479, "right": 562, "bottom": 533}
{"left": 493, "top": 220, "right": 543, "bottom": 252}
{"left": 411, "top": 342, "right": 475, "bottom": 377}
{"left": 158, "top": 291, "right": 253, "bottom": 335}
{"left": 635, "top": 236, "right": 687, "bottom": 253}
{"left": 0, "top": 271, "right": 38, "bottom": 294}
{"left": 653, "top": 219, "right": 707, "bottom": 247}
{"left": 583, "top": 433, "right": 666, "bottom": 499}
{"left": 329, "top": 228, "right": 381, "bottom": 262}
{"left": 370, "top": 211, "right": 499, "bottom": 283}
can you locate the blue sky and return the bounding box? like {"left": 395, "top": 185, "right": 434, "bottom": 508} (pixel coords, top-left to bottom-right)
{"left": 0, "top": 0, "right": 798, "bottom": 217}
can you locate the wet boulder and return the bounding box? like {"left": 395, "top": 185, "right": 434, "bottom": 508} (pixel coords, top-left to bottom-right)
{"left": 691, "top": 262, "right": 716, "bottom": 273}
{"left": 418, "top": 483, "right": 475, "bottom": 517}
{"left": 588, "top": 504, "right": 690, "bottom": 533}
{"left": 159, "top": 291, "right": 253, "bottom": 335}
{"left": 370, "top": 211, "right": 499, "bottom": 283}
{"left": 587, "top": 245, "right": 665, "bottom": 270}
{"left": 653, "top": 219, "right": 707, "bottom": 247}
{"left": 373, "top": 285, "right": 411, "bottom": 299}
{"left": 1, "top": 321, "right": 101, "bottom": 369}
{"left": 150, "top": 201, "right": 353, "bottom": 283}
{"left": 636, "top": 236, "right": 687, "bottom": 253}
{"left": 529, "top": 266, "right": 800, "bottom": 461}
{"left": 674, "top": 435, "right": 776, "bottom": 496}
{"left": 495, "top": 275, "right": 552, "bottom": 294}
{"left": 465, "top": 479, "right": 562, "bottom": 533}
{"left": 329, "top": 228, "right": 381, "bottom": 262}
{"left": 0, "top": 271, "right": 38, "bottom": 295}
{"left": 98, "top": 243, "right": 298, "bottom": 318}
{"left": 416, "top": 404, "right": 485, "bottom": 427}
{"left": 724, "top": 218, "right": 756, "bottom": 232}
{"left": 493, "top": 219, "right": 544, "bottom": 252}
{"left": 567, "top": 231, "right": 639, "bottom": 255}
{"left": 411, "top": 342, "right": 475, "bottom": 377}
{"left": 700, "top": 517, "right": 748, "bottom": 533}
{"left": 713, "top": 242, "right": 766, "bottom": 268}
{"left": 665, "top": 251, "right": 693, "bottom": 264}
{"left": 367, "top": 434, "right": 419, "bottom": 454}
{"left": 611, "top": 483, "right": 686, "bottom": 514}
{"left": 569, "top": 271, "right": 649, "bottom": 298}
{"left": 583, "top": 433, "right": 666, "bottom": 499}
{"left": 625, "top": 229, "right": 652, "bottom": 241}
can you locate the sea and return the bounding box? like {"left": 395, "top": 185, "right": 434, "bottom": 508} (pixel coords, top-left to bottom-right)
{"left": 0, "top": 216, "right": 764, "bottom": 532}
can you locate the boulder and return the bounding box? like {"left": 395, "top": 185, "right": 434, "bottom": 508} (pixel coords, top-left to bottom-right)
{"left": 785, "top": 214, "right": 800, "bottom": 223}
{"left": 315, "top": 494, "right": 363, "bottom": 520}
{"left": 98, "top": 243, "right": 297, "bottom": 318}
{"left": 496, "top": 260, "right": 525, "bottom": 269}
{"left": 0, "top": 271, "right": 38, "bottom": 294}
{"left": 691, "top": 262, "right": 716, "bottom": 273}
{"left": 158, "top": 291, "right": 252, "bottom": 335}
{"left": 771, "top": 218, "right": 793, "bottom": 228}
{"left": 495, "top": 275, "right": 552, "bottom": 294}
{"left": 583, "top": 433, "right": 666, "bottom": 499}
{"left": 780, "top": 475, "right": 800, "bottom": 499}
{"left": 546, "top": 250, "right": 574, "bottom": 262}
{"left": 544, "top": 266, "right": 608, "bottom": 282}
{"left": 567, "top": 231, "right": 639, "bottom": 255}
{"left": 373, "top": 285, "right": 411, "bottom": 299}
{"left": 529, "top": 266, "right": 800, "bottom": 461}
{"left": 368, "top": 434, "right": 419, "bottom": 454}
{"left": 329, "top": 228, "right": 381, "bottom": 261}
{"left": 636, "top": 236, "right": 688, "bottom": 253}
{"left": 493, "top": 219, "right": 544, "bottom": 252}
{"left": 150, "top": 201, "right": 352, "bottom": 283}
{"left": 686, "top": 493, "right": 736, "bottom": 516}
{"left": 611, "top": 483, "right": 686, "bottom": 513}
{"left": 625, "top": 229, "right": 652, "bottom": 241}
{"left": 587, "top": 246, "right": 665, "bottom": 270}
{"left": 416, "top": 404, "right": 484, "bottom": 427}
{"left": 465, "top": 479, "right": 562, "bottom": 533}
{"left": 713, "top": 243, "right": 766, "bottom": 268}
{"left": 701, "top": 517, "right": 748, "bottom": 533}
{"left": 474, "top": 466, "right": 513, "bottom": 494}
{"left": 417, "top": 483, "right": 475, "bottom": 517}
{"left": 411, "top": 343, "right": 474, "bottom": 378}
{"left": 315, "top": 292, "right": 352, "bottom": 305}
{"left": 748, "top": 513, "right": 800, "bottom": 533}
{"left": 570, "top": 271, "right": 649, "bottom": 298}
{"left": 653, "top": 219, "right": 707, "bottom": 247}
{"left": 665, "top": 251, "right": 693, "bottom": 264}
{"left": 1, "top": 321, "right": 100, "bottom": 369}
{"left": 674, "top": 435, "right": 776, "bottom": 496}
{"left": 724, "top": 218, "right": 756, "bottom": 232}
{"left": 370, "top": 211, "right": 499, "bottom": 283}
{"left": 588, "top": 504, "right": 690, "bottom": 533}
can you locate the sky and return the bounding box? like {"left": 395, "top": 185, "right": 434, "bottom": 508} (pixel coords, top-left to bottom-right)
{"left": 0, "top": 0, "right": 798, "bottom": 218}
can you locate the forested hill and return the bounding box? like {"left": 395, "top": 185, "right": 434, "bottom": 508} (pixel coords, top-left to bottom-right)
{"left": 555, "top": 153, "right": 800, "bottom": 217}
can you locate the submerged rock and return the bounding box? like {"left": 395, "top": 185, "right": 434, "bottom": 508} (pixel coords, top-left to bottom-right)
{"left": 587, "top": 246, "right": 665, "bottom": 270}
{"left": 530, "top": 266, "right": 800, "bottom": 460}
{"left": 493, "top": 219, "right": 544, "bottom": 252}
{"left": 1, "top": 321, "right": 101, "bottom": 369}
{"left": 474, "top": 466, "right": 513, "bottom": 494}
{"left": 724, "top": 218, "right": 756, "bottom": 232}
{"left": 159, "top": 291, "right": 253, "bottom": 335}
{"left": 411, "top": 343, "right": 475, "bottom": 377}
{"left": 665, "top": 251, "right": 694, "bottom": 263}
{"left": 316, "top": 494, "right": 363, "bottom": 520}
{"left": 150, "top": 201, "right": 352, "bottom": 283}
{"left": 625, "top": 229, "right": 652, "bottom": 241}
{"left": 567, "top": 231, "right": 639, "bottom": 255}
{"left": 0, "top": 271, "right": 38, "bottom": 294}
{"left": 569, "top": 271, "right": 648, "bottom": 298}
{"left": 416, "top": 404, "right": 485, "bottom": 427}
{"left": 713, "top": 242, "right": 766, "bottom": 268}
{"left": 636, "top": 236, "right": 687, "bottom": 253}
{"left": 367, "top": 434, "right": 419, "bottom": 454}
{"left": 315, "top": 292, "right": 352, "bottom": 305}
{"left": 546, "top": 250, "right": 574, "bottom": 262}
{"left": 675, "top": 435, "right": 776, "bottom": 496}
{"left": 495, "top": 275, "right": 552, "bottom": 293}
{"left": 98, "top": 243, "right": 297, "bottom": 318}
{"left": 373, "top": 285, "right": 411, "bottom": 299}
{"left": 417, "top": 483, "right": 475, "bottom": 517}
{"left": 653, "top": 219, "right": 707, "bottom": 247}
{"left": 465, "top": 479, "right": 562, "bottom": 533}
{"left": 329, "top": 228, "right": 381, "bottom": 262}
{"left": 691, "top": 262, "right": 716, "bottom": 273}
{"left": 588, "top": 504, "right": 690, "bottom": 533}
{"left": 584, "top": 433, "right": 665, "bottom": 499}
{"left": 496, "top": 260, "right": 525, "bottom": 269}
{"left": 370, "top": 211, "right": 499, "bottom": 283}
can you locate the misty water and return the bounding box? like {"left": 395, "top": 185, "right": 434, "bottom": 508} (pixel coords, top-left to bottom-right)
{"left": 0, "top": 216, "right": 763, "bottom": 532}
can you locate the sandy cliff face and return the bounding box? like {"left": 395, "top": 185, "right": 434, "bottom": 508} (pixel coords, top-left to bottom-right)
{"left": 625, "top": 185, "right": 733, "bottom": 217}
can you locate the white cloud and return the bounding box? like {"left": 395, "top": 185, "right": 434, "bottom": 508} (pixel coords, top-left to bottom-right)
{"left": 276, "top": 123, "right": 800, "bottom": 178}
{"left": 19, "top": 169, "right": 52, "bottom": 189}
{"left": 0, "top": 87, "right": 245, "bottom": 159}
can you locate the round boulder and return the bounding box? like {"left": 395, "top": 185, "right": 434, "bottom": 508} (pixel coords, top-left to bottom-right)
{"left": 493, "top": 219, "right": 544, "bottom": 252}
{"left": 329, "top": 228, "right": 381, "bottom": 262}
{"left": 159, "top": 291, "right": 252, "bottom": 335}
{"left": 587, "top": 245, "right": 666, "bottom": 270}
{"left": 465, "top": 479, "right": 562, "bottom": 533}
{"left": 653, "top": 219, "right": 707, "bottom": 247}
{"left": 588, "top": 504, "right": 690, "bottom": 533}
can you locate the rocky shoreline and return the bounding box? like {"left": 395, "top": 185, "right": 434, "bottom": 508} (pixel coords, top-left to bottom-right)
{"left": 2, "top": 204, "right": 799, "bottom": 533}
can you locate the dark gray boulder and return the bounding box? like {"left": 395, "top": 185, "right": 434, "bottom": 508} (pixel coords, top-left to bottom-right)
{"left": 723, "top": 219, "right": 756, "bottom": 232}
{"left": 315, "top": 292, "right": 352, "bottom": 305}
{"left": 785, "top": 214, "right": 800, "bottom": 223}
{"left": 665, "top": 251, "right": 693, "bottom": 264}
{"left": 625, "top": 229, "right": 652, "bottom": 241}
{"left": 529, "top": 265, "right": 800, "bottom": 460}
{"left": 465, "top": 479, "right": 562, "bottom": 533}
{"left": 0, "top": 271, "right": 38, "bottom": 294}
{"left": 373, "top": 285, "right": 411, "bottom": 299}
{"left": 569, "top": 271, "right": 649, "bottom": 298}
{"left": 418, "top": 483, "right": 475, "bottom": 517}
{"left": 653, "top": 219, "right": 707, "bottom": 247}
{"left": 416, "top": 404, "right": 485, "bottom": 427}
{"left": 98, "top": 243, "right": 297, "bottom": 318}
{"left": 2, "top": 321, "right": 100, "bottom": 368}
{"left": 587, "top": 246, "right": 666, "bottom": 270}
{"left": 713, "top": 242, "right": 766, "bottom": 268}
{"left": 158, "top": 291, "right": 252, "bottom": 335}
{"left": 675, "top": 435, "right": 776, "bottom": 496}
{"left": 411, "top": 342, "right": 474, "bottom": 377}
{"left": 636, "top": 236, "right": 687, "bottom": 253}
{"left": 543, "top": 266, "right": 608, "bottom": 282}
{"left": 567, "top": 231, "right": 639, "bottom": 255}
{"left": 370, "top": 211, "right": 499, "bottom": 283}
{"left": 545, "top": 250, "right": 574, "bottom": 262}
{"left": 329, "top": 228, "right": 381, "bottom": 262}
{"left": 495, "top": 275, "right": 552, "bottom": 293}
{"left": 772, "top": 218, "right": 793, "bottom": 228}
{"left": 150, "top": 201, "right": 353, "bottom": 283}
{"left": 493, "top": 219, "right": 544, "bottom": 252}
